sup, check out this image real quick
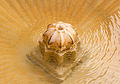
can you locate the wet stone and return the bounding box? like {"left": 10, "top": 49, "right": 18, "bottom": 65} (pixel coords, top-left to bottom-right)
{"left": 27, "top": 22, "right": 82, "bottom": 81}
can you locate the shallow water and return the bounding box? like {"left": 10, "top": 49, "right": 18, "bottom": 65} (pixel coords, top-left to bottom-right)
{"left": 0, "top": 0, "right": 120, "bottom": 84}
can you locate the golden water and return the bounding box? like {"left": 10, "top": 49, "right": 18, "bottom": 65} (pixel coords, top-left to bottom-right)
{"left": 0, "top": 0, "right": 120, "bottom": 84}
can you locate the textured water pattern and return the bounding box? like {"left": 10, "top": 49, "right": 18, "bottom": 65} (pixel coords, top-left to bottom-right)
{"left": 0, "top": 0, "right": 120, "bottom": 84}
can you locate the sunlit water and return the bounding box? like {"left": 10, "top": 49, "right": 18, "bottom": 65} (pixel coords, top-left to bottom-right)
{"left": 0, "top": 0, "right": 120, "bottom": 84}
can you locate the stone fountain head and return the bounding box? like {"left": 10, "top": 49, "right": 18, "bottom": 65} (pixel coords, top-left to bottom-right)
{"left": 38, "top": 21, "right": 81, "bottom": 81}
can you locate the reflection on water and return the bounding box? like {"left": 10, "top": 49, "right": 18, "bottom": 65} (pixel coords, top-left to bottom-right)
{"left": 63, "top": 11, "right": 120, "bottom": 84}
{"left": 0, "top": 0, "right": 120, "bottom": 84}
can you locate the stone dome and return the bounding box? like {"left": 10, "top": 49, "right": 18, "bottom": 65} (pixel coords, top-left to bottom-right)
{"left": 43, "top": 22, "right": 77, "bottom": 51}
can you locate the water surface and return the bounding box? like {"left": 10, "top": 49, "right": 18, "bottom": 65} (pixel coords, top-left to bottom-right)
{"left": 0, "top": 0, "right": 120, "bottom": 84}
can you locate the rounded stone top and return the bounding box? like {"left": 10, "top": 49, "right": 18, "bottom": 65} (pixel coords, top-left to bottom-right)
{"left": 43, "top": 21, "right": 77, "bottom": 51}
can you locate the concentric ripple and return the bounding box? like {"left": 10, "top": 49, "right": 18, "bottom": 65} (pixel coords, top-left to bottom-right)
{"left": 0, "top": 0, "right": 119, "bottom": 84}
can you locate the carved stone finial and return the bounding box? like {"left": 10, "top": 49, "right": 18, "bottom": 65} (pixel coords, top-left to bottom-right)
{"left": 39, "top": 22, "right": 80, "bottom": 65}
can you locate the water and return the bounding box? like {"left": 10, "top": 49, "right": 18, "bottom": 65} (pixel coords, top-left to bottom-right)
{"left": 0, "top": 0, "right": 120, "bottom": 84}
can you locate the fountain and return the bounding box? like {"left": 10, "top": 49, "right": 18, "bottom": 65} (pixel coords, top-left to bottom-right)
{"left": 27, "top": 21, "right": 82, "bottom": 81}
